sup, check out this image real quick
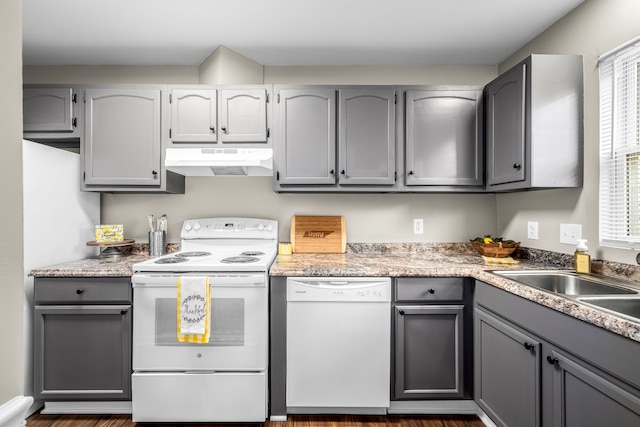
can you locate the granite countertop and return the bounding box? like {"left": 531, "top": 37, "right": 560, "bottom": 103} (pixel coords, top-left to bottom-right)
{"left": 271, "top": 243, "right": 640, "bottom": 343}
{"left": 30, "top": 253, "right": 151, "bottom": 277}
{"left": 30, "top": 242, "right": 640, "bottom": 343}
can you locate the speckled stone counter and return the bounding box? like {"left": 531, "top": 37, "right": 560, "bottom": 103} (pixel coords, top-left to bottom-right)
{"left": 270, "top": 243, "right": 640, "bottom": 343}
{"left": 29, "top": 242, "right": 640, "bottom": 342}
{"left": 29, "top": 243, "right": 180, "bottom": 277}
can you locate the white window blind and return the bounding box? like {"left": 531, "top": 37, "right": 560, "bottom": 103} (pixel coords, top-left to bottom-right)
{"left": 600, "top": 39, "right": 640, "bottom": 249}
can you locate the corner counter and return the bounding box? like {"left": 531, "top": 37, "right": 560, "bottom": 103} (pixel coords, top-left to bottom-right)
{"left": 269, "top": 243, "right": 640, "bottom": 342}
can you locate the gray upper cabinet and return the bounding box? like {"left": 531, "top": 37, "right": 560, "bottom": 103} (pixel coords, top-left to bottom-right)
{"left": 23, "top": 86, "right": 84, "bottom": 144}
{"left": 170, "top": 89, "right": 217, "bottom": 143}
{"left": 485, "top": 65, "right": 526, "bottom": 186}
{"left": 83, "top": 88, "right": 164, "bottom": 188}
{"left": 274, "top": 87, "right": 337, "bottom": 185}
{"left": 220, "top": 89, "right": 268, "bottom": 143}
{"left": 274, "top": 86, "right": 399, "bottom": 191}
{"left": 485, "top": 54, "right": 584, "bottom": 191}
{"left": 405, "top": 88, "right": 483, "bottom": 187}
{"left": 168, "top": 86, "right": 269, "bottom": 146}
{"left": 24, "top": 87, "right": 77, "bottom": 133}
{"left": 338, "top": 88, "right": 396, "bottom": 185}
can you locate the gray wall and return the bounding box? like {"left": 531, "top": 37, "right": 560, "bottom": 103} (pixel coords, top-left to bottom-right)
{"left": 496, "top": 0, "right": 640, "bottom": 265}
{"left": 0, "top": 0, "right": 22, "bottom": 404}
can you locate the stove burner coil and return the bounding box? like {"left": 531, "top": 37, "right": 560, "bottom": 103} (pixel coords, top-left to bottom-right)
{"left": 175, "top": 251, "right": 212, "bottom": 258}
{"left": 154, "top": 257, "right": 189, "bottom": 264}
{"left": 240, "top": 251, "right": 265, "bottom": 257}
{"left": 220, "top": 256, "right": 260, "bottom": 264}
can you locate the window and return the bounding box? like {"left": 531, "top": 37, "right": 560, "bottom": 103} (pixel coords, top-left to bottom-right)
{"left": 599, "top": 38, "right": 640, "bottom": 249}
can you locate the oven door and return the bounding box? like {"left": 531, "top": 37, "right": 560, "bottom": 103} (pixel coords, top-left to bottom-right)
{"left": 132, "top": 273, "right": 267, "bottom": 371}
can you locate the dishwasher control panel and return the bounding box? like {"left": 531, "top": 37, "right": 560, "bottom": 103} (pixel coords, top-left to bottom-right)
{"left": 286, "top": 277, "right": 391, "bottom": 302}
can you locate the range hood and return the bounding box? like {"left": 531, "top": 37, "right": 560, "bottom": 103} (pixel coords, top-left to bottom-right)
{"left": 165, "top": 147, "right": 273, "bottom": 177}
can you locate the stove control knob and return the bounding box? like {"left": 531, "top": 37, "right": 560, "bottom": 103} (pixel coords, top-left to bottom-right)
{"left": 193, "top": 222, "right": 201, "bottom": 231}
{"left": 184, "top": 222, "right": 193, "bottom": 231}
{"left": 266, "top": 224, "right": 273, "bottom": 232}
{"left": 257, "top": 224, "right": 265, "bottom": 231}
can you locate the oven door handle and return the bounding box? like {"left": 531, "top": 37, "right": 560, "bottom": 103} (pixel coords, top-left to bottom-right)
{"left": 132, "top": 274, "right": 265, "bottom": 287}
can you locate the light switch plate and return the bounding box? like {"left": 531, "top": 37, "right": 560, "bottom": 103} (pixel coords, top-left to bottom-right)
{"left": 560, "top": 223, "right": 582, "bottom": 245}
{"left": 527, "top": 221, "right": 539, "bottom": 240}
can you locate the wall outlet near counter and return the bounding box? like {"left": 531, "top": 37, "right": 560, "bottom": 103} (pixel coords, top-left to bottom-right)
{"left": 413, "top": 219, "right": 424, "bottom": 234}
{"left": 527, "top": 221, "right": 539, "bottom": 240}
{"left": 560, "top": 223, "right": 582, "bottom": 245}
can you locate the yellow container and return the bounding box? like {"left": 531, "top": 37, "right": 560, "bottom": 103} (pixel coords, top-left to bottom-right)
{"left": 94, "top": 224, "right": 124, "bottom": 242}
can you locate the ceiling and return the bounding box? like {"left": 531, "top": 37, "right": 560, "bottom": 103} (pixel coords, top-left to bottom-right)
{"left": 22, "top": 0, "right": 585, "bottom": 67}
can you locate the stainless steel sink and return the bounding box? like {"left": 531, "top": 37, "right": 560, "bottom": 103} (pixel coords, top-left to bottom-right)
{"left": 577, "top": 297, "right": 640, "bottom": 321}
{"left": 494, "top": 271, "right": 637, "bottom": 296}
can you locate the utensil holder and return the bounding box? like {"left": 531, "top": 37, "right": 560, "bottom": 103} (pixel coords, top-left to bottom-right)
{"left": 149, "top": 231, "right": 166, "bottom": 256}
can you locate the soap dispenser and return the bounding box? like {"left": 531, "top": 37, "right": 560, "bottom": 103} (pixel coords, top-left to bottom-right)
{"left": 574, "top": 239, "right": 591, "bottom": 274}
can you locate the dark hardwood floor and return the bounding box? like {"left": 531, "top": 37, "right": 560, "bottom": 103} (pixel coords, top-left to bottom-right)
{"left": 26, "top": 413, "right": 485, "bottom": 427}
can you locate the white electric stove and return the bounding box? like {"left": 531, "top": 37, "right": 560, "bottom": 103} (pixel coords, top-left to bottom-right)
{"left": 131, "top": 217, "right": 277, "bottom": 423}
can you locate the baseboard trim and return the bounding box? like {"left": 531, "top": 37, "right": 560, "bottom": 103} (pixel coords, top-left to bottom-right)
{"left": 40, "top": 401, "right": 132, "bottom": 414}
{"left": 388, "top": 400, "right": 478, "bottom": 415}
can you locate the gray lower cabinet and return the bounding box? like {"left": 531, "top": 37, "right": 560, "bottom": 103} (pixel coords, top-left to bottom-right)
{"left": 34, "top": 277, "right": 132, "bottom": 401}
{"left": 475, "top": 281, "right": 640, "bottom": 427}
{"left": 392, "top": 277, "right": 470, "bottom": 400}
{"left": 485, "top": 54, "right": 583, "bottom": 191}
{"left": 475, "top": 307, "right": 541, "bottom": 427}
{"left": 82, "top": 86, "right": 184, "bottom": 193}
{"left": 404, "top": 88, "right": 483, "bottom": 189}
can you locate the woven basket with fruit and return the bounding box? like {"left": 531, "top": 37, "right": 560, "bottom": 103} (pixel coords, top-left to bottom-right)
{"left": 470, "top": 235, "right": 520, "bottom": 258}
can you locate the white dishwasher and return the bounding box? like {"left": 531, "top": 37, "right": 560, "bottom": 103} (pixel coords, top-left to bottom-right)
{"left": 286, "top": 277, "right": 391, "bottom": 413}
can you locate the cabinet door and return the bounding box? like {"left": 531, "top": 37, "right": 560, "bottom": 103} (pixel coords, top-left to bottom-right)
{"left": 220, "top": 89, "right": 267, "bottom": 143}
{"left": 338, "top": 89, "right": 395, "bottom": 185}
{"left": 84, "top": 88, "right": 161, "bottom": 186}
{"left": 405, "top": 90, "right": 483, "bottom": 186}
{"left": 475, "top": 308, "right": 541, "bottom": 427}
{"left": 486, "top": 63, "right": 526, "bottom": 186}
{"left": 34, "top": 305, "right": 132, "bottom": 400}
{"left": 170, "top": 89, "right": 217, "bottom": 143}
{"left": 547, "top": 350, "right": 640, "bottom": 427}
{"left": 275, "top": 89, "right": 336, "bottom": 185}
{"left": 394, "top": 305, "right": 464, "bottom": 399}
{"left": 23, "top": 87, "right": 76, "bottom": 133}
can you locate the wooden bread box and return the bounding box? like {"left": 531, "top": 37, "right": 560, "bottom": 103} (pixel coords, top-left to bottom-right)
{"left": 290, "top": 216, "right": 346, "bottom": 253}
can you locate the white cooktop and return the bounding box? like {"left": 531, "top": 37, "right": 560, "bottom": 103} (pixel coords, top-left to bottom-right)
{"left": 133, "top": 218, "right": 278, "bottom": 273}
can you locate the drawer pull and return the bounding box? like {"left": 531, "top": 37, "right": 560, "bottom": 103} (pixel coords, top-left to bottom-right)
{"left": 121, "top": 309, "right": 128, "bottom": 315}
{"left": 76, "top": 289, "right": 85, "bottom": 295}
{"left": 427, "top": 289, "right": 435, "bottom": 294}
{"left": 399, "top": 310, "right": 405, "bottom": 315}
{"left": 524, "top": 342, "right": 534, "bottom": 350}
{"left": 546, "top": 355, "right": 559, "bottom": 365}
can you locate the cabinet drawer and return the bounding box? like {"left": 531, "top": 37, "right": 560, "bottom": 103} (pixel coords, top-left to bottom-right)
{"left": 34, "top": 277, "right": 132, "bottom": 304}
{"left": 395, "top": 278, "right": 464, "bottom": 302}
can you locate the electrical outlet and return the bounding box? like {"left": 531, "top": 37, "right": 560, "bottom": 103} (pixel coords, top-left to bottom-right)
{"left": 527, "top": 221, "right": 539, "bottom": 240}
{"left": 560, "top": 223, "right": 582, "bottom": 245}
{"left": 413, "top": 219, "right": 424, "bottom": 234}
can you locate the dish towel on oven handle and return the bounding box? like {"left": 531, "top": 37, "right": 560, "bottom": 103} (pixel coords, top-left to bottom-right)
{"left": 177, "top": 276, "right": 211, "bottom": 343}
